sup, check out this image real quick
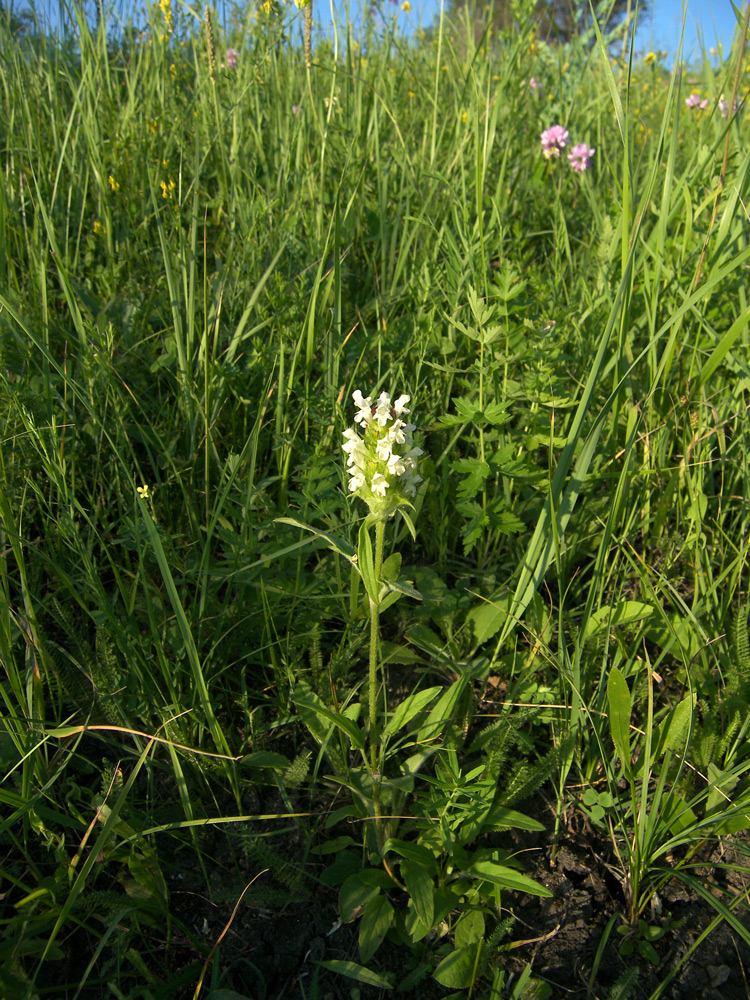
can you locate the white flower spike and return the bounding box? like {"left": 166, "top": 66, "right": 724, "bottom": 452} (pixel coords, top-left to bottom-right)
{"left": 341, "top": 389, "right": 424, "bottom": 517}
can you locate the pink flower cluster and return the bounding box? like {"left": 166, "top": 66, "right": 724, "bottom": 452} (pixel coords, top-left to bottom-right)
{"left": 540, "top": 125, "right": 595, "bottom": 174}
{"left": 685, "top": 93, "right": 708, "bottom": 110}
{"left": 226, "top": 47, "right": 238, "bottom": 69}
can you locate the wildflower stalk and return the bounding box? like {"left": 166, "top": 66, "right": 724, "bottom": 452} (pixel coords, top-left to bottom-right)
{"left": 341, "top": 389, "right": 424, "bottom": 848}
{"left": 368, "top": 517, "right": 386, "bottom": 780}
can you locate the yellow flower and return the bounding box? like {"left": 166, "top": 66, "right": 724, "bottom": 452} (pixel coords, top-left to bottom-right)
{"left": 137, "top": 484, "right": 151, "bottom": 500}
{"left": 461, "top": 111, "right": 468, "bottom": 123}
{"left": 160, "top": 178, "right": 176, "bottom": 199}
{"left": 93, "top": 220, "right": 105, "bottom": 235}
{"left": 644, "top": 51, "right": 656, "bottom": 65}
{"left": 108, "top": 174, "right": 120, "bottom": 191}
{"left": 169, "top": 62, "right": 177, "bottom": 78}
{"left": 147, "top": 119, "right": 159, "bottom": 133}
{"left": 401, "top": 1, "right": 411, "bottom": 10}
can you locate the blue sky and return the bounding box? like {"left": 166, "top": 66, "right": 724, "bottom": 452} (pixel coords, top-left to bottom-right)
{"left": 308, "top": 0, "right": 740, "bottom": 66}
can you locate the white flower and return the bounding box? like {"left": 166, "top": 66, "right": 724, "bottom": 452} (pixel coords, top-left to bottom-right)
{"left": 371, "top": 473, "right": 389, "bottom": 497}
{"left": 342, "top": 388, "right": 424, "bottom": 515}
{"left": 387, "top": 454, "right": 406, "bottom": 476}
{"left": 352, "top": 390, "right": 372, "bottom": 424}
{"left": 388, "top": 420, "right": 406, "bottom": 445}
{"left": 374, "top": 391, "right": 392, "bottom": 426}
{"left": 376, "top": 438, "right": 392, "bottom": 461}
{"left": 393, "top": 394, "right": 411, "bottom": 416}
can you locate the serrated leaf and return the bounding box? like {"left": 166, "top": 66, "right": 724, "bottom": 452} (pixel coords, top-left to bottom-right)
{"left": 464, "top": 595, "right": 510, "bottom": 646}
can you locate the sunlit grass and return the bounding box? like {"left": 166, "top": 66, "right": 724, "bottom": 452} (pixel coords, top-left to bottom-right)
{"left": 1, "top": 0, "right": 750, "bottom": 995}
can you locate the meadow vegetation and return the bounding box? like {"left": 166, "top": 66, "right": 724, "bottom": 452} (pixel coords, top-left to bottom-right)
{"left": 1, "top": 0, "right": 750, "bottom": 996}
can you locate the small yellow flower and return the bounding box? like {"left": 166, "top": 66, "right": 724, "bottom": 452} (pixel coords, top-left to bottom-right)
{"left": 147, "top": 119, "right": 159, "bottom": 133}
{"left": 162, "top": 158, "right": 169, "bottom": 168}
{"left": 169, "top": 62, "right": 177, "bottom": 78}
{"left": 401, "top": 1, "right": 411, "bottom": 10}
{"left": 644, "top": 51, "right": 656, "bottom": 65}
{"left": 93, "top": 220, "right": 105, "bottom": 235}
{"left": 461, "top": 111, "right": 468, "bottom": 124}
{"left": 137, "top": 484, "right": 151, "bottom": 500}
{"left": 108, "top": 174, "right": 120, "bottom": 191}
{"left": 408, "top": 90, "right": 415, "bottom": 99}
{"left": 160, "top": 178, "right": 176, "bottom": 199}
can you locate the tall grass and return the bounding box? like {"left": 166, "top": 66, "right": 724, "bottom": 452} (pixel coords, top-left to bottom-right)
{"left": 1, "top": 0, "right": 750, "bottom": 995}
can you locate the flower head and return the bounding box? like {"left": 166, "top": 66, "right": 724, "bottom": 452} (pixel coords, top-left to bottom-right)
{"left": 567, "top": 142, "right": 595, "bottom": 173}
{"left": 342, "top": 389, "right": 423, "bottom": 518}
{"left": 685, "top": 93, "right": 708, "bottom": 110}
{"left": 226, "top": 47, "right": 238, "bottom": 68}
{"left": 137, "top": 484, "right": 151, "bottom": 500}
{"left": 540, "top": 124, "right": 569, "bottom": 159}
{"left": 527, "top": 77, "right": 542, "bottom": 92}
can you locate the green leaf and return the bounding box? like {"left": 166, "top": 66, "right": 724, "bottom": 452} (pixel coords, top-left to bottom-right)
{"left": 339, "top": 875, "right": 380, "bottom": 923}
{"left": 464, "top": 594, "right": 510, "bottom": 646}
{"left": 359, "top": 893, "right": 394, "bottom": 963}
{"left": 654, "top": 695, "right": 695, "bottom": 757}
{"left": 467, "top": 861, "right": 552, "bottom": 896}
{"left": 293, "top": 683, "right": 365, "bottom": 750}
{"left": 381, "top": 552, "right": 402, "bottom": 582}
{"left": 401, "top": 860, "right": 434, "bottom": 929}
{"left": 275, "top": 517, "right": 356, "bottom": 562}
{"left": 454, "top": 909, "right": 485, "bottom": 948}
{"left": 418, "top": 678, "right": 467, "bottom": 743}
{"left": 382, "top": 687, "right": 442, "bottom": 738}
{"left": 316, "top": 959, "right": 393, "bottom": 989}
{"left": 583, "top": 601, "right": 654, "bottom": 640}
{"left": 481, "top": 805, "right": 546, "bottom": 832}
{"left": 240, "top": 751, "right": 290, "bottom": 770}
{"left": 358, "top": 522, "right": 379, "bottom": 605}
{"left": 607, "top": 667, "right": 632, "bottom": 778}
{"left": 433, "top": 944, "right": 481, "bottom": 989}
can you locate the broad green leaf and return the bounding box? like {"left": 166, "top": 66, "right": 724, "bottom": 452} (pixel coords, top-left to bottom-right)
{"left": 358, "top": 522, "right": 379, "bottom": 605}
{"left": 583, "top": 601, "right": 654, "bottom": 640}
{"left": 382, "top": 687, "right": 441, "bottom": 738}
{"left": 467, "top": 861, "right": 552, "bottom": 897}
{"left": 381, "top": 552, "right": 402, "bottom": 582}
{"left": 359, "top": 893, "right": 394, "bottom": 963}
{"left": 433, "top": 944, "right": 481, "bottom": 989}
{"left": 654, "top": 695, "right": 695, "bottom": 757}
{"left": 464, "top": 594, "right": 511, "bottom": 646}
{"left": 275, "top": 517, "right": 356, "bottom": 562}
{"left": 454, "top": 909, "right": 485, "bottom": 948}
{"left": 481, "top": 805, "right": 546, "bottom": 832}
{"left": 381, "top": 838, "right": 436, "bottom": 866}
{"left": 293, "top": 684, "right": 365, "bottom": 751}
{"left": 316, "top": 960, "right": 393, "bottom": 990}
{"left": 339, "top": 875, "right": 380, "bottom": 923}
{"left": 401, "top": 860, "right": 434, "bottom": 929}
{"left": 607, "top": 667, "right": 632, "bottom": 778}
{"left": 240, "top": 751, "right": 290, "bottom": 770}
{"left": 418, "top": 677, "right": 467, "bottom": 743}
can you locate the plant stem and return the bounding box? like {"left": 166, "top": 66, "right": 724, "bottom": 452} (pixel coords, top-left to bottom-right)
{"left": 368, "top": 517, "right": 386, "bottom": 841}
{"left": 368, "top": 518, "right": 385, "bottom": 771}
